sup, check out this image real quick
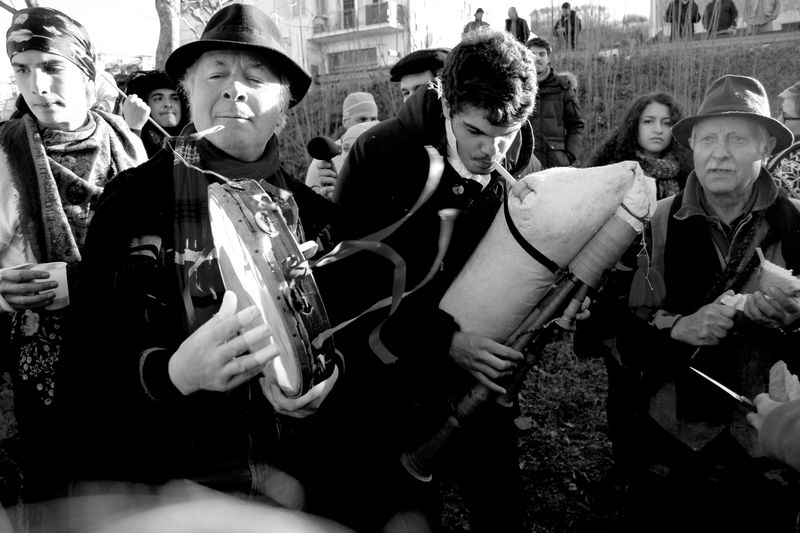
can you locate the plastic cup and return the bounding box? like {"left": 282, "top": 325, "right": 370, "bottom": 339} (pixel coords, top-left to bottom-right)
{"left": 34, "top": 262, "right": 69, "bottom": 310}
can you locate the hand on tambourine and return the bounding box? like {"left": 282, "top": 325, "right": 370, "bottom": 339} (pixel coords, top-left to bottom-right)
{"left": 449, "top": 332, "right": 523, "bottom": 394}
{"left": 670, "top": 290, "right": 737, "bottom": 346}
{"left": 261, "top": 365, "right": 339, "bottom": 418}
{"left": 743, "top": 286, "right": 800, "bottom": 329}
{"left": 168, "top": 291, "right": 278, "bottom": 395}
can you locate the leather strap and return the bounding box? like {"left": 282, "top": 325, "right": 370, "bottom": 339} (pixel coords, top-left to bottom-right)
{"left": 503, "top": 187, "right": 559, "bottom": 273}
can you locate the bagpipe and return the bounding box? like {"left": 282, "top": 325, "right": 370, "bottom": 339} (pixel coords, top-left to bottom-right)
{"left": 401, "top": 160, "right": 657, "bottom": 481}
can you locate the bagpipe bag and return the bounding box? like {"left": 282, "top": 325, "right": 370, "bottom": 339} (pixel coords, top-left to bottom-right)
{"left": 440, "top": 161, "right": 654, "bottom": 342}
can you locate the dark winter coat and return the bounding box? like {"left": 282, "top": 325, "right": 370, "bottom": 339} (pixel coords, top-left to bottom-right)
{"left": 505, "top": 17, "right": 530, "bottom": 44}
{"left": 529, "top": 67, "right": 585, "bottom": 168}
{"left": 308, "top": 85, "right": 536, "bottom": 531}
{"left": 665, "top": 0, "right": 701, "bottom": 39}
{"left": 553, "top": 9, "right": 581, "bottom": 48}
{"left": 60, "top": 132, "right": 337, "bottom": 489}
{"left": 703, "top": 0, "right": 738, "bottom": 33}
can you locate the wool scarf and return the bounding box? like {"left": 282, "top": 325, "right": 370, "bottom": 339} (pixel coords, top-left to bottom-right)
{"left": 636, "top": 149, "right": 683, "bottom": 199}
{"left": 2, "top": 109, "right": 144, "bottom": 407}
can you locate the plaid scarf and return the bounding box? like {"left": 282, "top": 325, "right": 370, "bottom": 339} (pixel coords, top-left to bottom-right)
{"left": 636, "top": 149, "right": 683, "bottom": 199}
{"left": 1, "top": 109, "right": 144, "bottom": 408}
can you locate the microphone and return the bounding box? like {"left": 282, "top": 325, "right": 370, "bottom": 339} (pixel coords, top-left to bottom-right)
{"left": 307, "top": 136, "right": 341, "bottom": 161}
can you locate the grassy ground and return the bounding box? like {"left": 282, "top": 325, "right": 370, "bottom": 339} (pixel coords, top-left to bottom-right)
{"left": 438, "top": 334, "right": 623, "bottom": 533}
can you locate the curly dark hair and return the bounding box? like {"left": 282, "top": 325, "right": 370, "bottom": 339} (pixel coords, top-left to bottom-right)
{"left": 441, "top": 30, "right": 536, "bottom": 126}
{"left": 585, "top": 92, "right": 690, "bottom": 166}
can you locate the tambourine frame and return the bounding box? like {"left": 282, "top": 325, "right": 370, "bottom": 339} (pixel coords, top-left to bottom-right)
{"left": 208, "top": 179, "right": 335, "bottom": 398}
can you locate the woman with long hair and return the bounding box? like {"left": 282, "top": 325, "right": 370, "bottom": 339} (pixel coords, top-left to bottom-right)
{"left": 576, "top": 92, "right": 693, "bottom": 492}
{"left": 583, "top": 91, "right": 693, "bottom": 199}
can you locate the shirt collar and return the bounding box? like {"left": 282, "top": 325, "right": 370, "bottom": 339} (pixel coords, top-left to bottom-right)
{"left": 444, "top": 114, "right": 491, "bottom": 189}
{"left": 674, "top": 166, "right": 778, "bottom": 221}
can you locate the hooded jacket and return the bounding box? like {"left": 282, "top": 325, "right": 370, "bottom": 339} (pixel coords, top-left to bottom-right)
{"left": 529, "top": 67, "right": 585, "bottom": 168}
{"left": 316, "top": 85, "right": 536, "bottom": 387}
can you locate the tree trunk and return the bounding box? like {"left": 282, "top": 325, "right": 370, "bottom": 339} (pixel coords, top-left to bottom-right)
{"left": 155, "top": 0, "right": 180, "bottom": 70}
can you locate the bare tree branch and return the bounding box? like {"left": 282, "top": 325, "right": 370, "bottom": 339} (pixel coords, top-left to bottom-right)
{"left": 0, "top": 1, "right": 17, "bottom": 15}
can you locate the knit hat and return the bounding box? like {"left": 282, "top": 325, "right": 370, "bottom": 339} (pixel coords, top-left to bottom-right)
{"left": 6, "top": 7, "right": 96, "bottom": 80}
{"left": 672, "top": 74, "right": 793, "bottom": 154}
{"left": 475, "top": 8, "right": 484, "bottom": 15}
{"left": 342, "top": 92, "right": 378, "bottom": 125}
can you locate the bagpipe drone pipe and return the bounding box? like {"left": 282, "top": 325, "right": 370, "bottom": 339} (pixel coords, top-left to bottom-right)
{"left": 401, "top": 161, "right": 657, "bottom": 481}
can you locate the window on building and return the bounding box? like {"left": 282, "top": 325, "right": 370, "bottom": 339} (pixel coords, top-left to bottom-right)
{"left": 342, "top": 0, "right": 355, "bottom": 29}
{"left": 328, "top": 47, "right": 377, "bottom": 73}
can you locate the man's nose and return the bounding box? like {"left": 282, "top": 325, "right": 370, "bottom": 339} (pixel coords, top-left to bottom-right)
{"left": 31, "top": 70, "right": 50, "bottom": 94}
{"left": 223, "top": 81, "right": 248, "bottom": 102}
{"left": 483, "top": 137, "right": 503, "bottom": 158}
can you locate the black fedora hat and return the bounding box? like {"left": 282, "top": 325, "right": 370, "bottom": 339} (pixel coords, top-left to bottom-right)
{"left": 673, "top": 74, "right": 793, "bottom": 155}
{"left": 165, "top": 3, "right": 311, "bottom": 108}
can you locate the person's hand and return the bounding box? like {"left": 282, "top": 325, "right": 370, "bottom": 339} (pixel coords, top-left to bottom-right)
{"left": 670, "top": 290, "right": 737, "bottom": 345}
{"left": 261, "top": 364, "right": 339, "bottom": 418}
{"left": 449, "top": 332, "right": 523, "bottom": 394}
{"left": 746, "top": 392, "right": 782, "bottom": 434}
{"left": 575, "top": 296, "right": 591, "bottom": 321}
{"left": 743, "top": 286, "right": 800, "bottom": 329}
{"left": 0, "top": 265, "right": 57, "bottom": 311}
{"left": 168, "top": 291, "right": 278, "bottom": 395}
{"left": 312, "top": 160, "right": 337, "bottom": 200}
{"left": 121, "top": 94, "right": 151, "bottom": 132}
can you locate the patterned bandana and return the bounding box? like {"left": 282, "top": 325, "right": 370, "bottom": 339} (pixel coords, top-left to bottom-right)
{"left": 6, "top": 7, "right": 96, "bottom": 81}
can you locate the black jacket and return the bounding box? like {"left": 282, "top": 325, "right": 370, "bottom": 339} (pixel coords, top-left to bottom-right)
{"left": 529, "top": 68, "right": 585, "bottom": 168}
{"left": 60, "top": 136, "right": 337, "bottom": 487}
{"left": 316, "top": 86, "right": 535, "bottom": 396}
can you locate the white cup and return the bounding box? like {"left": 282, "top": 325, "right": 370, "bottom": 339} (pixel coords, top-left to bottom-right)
{"left": 34, "top": 262, "right": 69, "bottom": 310}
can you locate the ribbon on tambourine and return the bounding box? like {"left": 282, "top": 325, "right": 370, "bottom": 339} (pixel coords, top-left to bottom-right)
{"left": 309, "top": 146, "right": 451, "bottom": 364}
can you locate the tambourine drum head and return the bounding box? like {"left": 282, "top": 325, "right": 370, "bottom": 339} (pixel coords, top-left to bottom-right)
{"left": 209, "top": 194, "right": 304, "bottom": 396}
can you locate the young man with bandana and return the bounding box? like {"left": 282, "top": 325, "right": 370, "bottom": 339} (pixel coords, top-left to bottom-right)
{"left": 0, "top": 7, "right": 146, "bottom": 506}
{"left": 310, "top": 29, "right": 537, "bottom": 533}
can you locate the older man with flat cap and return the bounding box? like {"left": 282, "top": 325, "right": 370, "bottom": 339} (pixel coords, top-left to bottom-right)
{"left": 617, "top": 74, "right": 800, "bottom": 532}
{"left": 62, "top": 3, "right": 340, "bottom": 503}
{"left": 389, "top": 47, "right": 448, "bottom": 102}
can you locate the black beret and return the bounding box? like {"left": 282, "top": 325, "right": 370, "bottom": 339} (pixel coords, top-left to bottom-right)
{"left": 389, "top": 47, "right": 449, "bottom": 82}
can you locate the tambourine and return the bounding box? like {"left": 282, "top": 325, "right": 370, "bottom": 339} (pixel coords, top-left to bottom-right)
{"left": 208, "top": 179, "right": 335, "bottom": 398}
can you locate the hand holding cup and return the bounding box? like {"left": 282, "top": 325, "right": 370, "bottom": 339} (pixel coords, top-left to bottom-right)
{"left": 0, "top": 261, "right": 68, "bottom": 312}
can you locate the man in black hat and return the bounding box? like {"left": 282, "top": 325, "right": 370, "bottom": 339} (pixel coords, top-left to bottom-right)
{"left": 121, "top": 70, "right": 190, "bottom": 157}
{"left": 389, "top": 47, "right": 448, "bottom": 102}
{"left": 62, "top": 2, "right": 339, "bottom": 503}
{"left": 462, "top": 7, "right": 490, "bottom": 36}
{"left": 617, "top": 74, "right": 800, "bottom": 532}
